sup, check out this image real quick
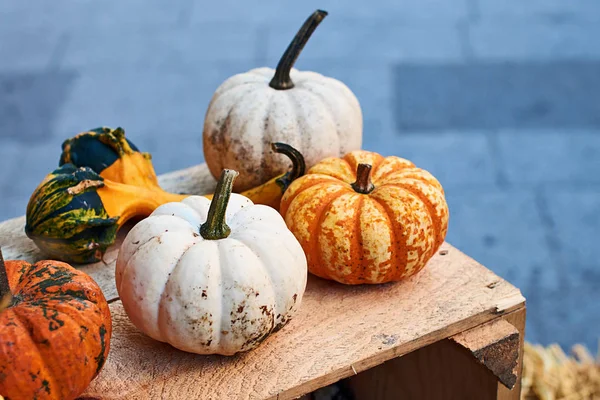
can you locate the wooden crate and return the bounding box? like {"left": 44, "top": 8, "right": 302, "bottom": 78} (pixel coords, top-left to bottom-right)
{"left": 0, "top": 164, "right": 526, "bottom": 400}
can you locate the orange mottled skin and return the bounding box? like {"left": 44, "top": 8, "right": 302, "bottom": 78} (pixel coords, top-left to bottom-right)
{"left": 0, "top": 260, "right": 112, "bottom": 400}
{"left": 280, "top": 150, "right": 449, "bottom": 285}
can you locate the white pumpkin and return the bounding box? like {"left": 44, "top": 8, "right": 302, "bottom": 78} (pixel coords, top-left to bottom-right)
{"left": 115, "top": 170, "right": 307, "bottom": 355}
{"left": 203, "top": 10, "right": 363, "bottom": 192}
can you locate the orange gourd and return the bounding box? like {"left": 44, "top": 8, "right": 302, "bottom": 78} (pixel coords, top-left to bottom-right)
{"left": 0, "top": 249, "right": 112, "bottom": 400}
{"left": 280, "top": 150, "right": 449, "bottom": 285}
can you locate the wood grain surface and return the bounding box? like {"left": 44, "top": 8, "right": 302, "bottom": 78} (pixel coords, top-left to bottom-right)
{"left": 1, "top": 162, "right": 526, "bottom": 399}
{"left": 78, "top": 241, "right": 524, "bottom": 399}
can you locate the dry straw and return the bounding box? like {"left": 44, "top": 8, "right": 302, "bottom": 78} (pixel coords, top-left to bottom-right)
{"left": 522, "top": 342, "right": 600, "bottom": 399}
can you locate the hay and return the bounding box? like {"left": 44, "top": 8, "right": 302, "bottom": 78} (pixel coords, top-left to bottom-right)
{"left": 522, "top": 342, "right": 600, "bottom": 400}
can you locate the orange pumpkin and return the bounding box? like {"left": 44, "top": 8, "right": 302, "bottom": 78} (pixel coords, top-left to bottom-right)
{"left": 0, "top": 249, "right": 112, "bottom": 400}
{"left": 280, "top": 150, "right": 449, "bottom": 285}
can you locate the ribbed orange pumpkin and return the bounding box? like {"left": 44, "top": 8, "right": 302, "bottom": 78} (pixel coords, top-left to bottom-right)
{"left": 280, "top": 150, "right": 449, "bottom": 285}
{"left": 0, "top": 249, "right": 112, "bottom": 400}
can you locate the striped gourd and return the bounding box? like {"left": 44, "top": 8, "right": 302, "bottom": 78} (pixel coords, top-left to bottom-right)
{"left": 25, "top": 163, "right": 186, "bottom": 264}
{"left": 280, "top": 150, "right": 450, "bottom": 285}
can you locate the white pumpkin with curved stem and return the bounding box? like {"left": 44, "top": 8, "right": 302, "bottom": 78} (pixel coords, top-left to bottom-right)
{"left": 115, "top": 170, "right": 307, "bottom": 356}
{"left": 203, "top": 10, "right": 363, "bottom": 192}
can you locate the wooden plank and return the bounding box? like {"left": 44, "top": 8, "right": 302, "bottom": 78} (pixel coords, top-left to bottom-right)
{"left": 452, "top": 319, "right": 520, "bottom": 389}
{"left": 0, "top": 164, "right": 217, "bottom": 301}
{"left": 79, "top": 242, "right": 524, "bottom": 400}
{"left": 345, "top": 307, "right": 526, "bottom": 400}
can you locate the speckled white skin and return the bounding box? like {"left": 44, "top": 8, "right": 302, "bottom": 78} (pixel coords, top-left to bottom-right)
{"left": 202, "top": 67, "right": 363, "bottom": 191}
{"left": 116, "top": 194, "right": 307, "bottom": 355}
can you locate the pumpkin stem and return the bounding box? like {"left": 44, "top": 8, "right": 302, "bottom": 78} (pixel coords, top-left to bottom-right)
{"left": 0, "top": 248, "right": 13, "bottom": 312}
{"left": 351, "top": 164, "right": 375, "bottom": 194}
{"left": 269, "top": 9, "right": 328, "bottom": 90}
{"left": 272, "top": 142, "right": 306, "bottom": 191}
{"left": 200, "top": 170, "right": 239, "bottom": 240}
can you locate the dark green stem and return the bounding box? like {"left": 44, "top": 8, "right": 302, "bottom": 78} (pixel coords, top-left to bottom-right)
{"left": 200, "top": 170, "right": 238, "bottom": 240}
{"left": 351, "top": 164, "right": 375, "bottom": 194}
{"left": 269, "top": 10, "right": 328, "bottom": 90}
{"left": 0, "top": 248, "right": 13, "bottom": 311}
{"left": 272, "top": 142, "right": 306, "bottom": 191}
